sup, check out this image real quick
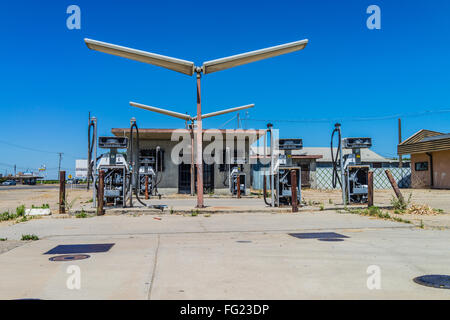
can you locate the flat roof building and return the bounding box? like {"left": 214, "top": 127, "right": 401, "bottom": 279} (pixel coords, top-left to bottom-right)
{"left": 112, "top": 128, "right": 266, "bottom": 194}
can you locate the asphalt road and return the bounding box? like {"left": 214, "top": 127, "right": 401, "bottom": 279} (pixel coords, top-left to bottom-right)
{"left": 0, "top": 184, "right": 87, "bottom": 191}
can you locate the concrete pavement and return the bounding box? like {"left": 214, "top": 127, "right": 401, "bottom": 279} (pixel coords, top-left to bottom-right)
{"left": 0, "top": 211, "right": 450, "bottom": 299}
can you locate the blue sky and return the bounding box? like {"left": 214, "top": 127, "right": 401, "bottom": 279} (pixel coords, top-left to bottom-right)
{"left": 1, "top": 0, "right": 450, "bottom": 178}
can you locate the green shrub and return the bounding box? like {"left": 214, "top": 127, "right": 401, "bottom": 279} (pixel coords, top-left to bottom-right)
{"left": 21, "top": 234, "right": 39, "bottom": 241}
{"left": 31, "top": 204, "right": 49, "bottom": 209}
{"left": 390, "top": 193, "right": 412, "bottom": 211}
{"left": 16, "top": 205, "right": 25, "bottom": 216}
{"left": 0, "top": 211, "right": 17, "bottom": 221}
{"left": 75, "top": 211, "right": 88, "bottom": 218}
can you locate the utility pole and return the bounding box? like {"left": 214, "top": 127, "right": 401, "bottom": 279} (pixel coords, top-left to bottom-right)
{"left": 58, "top": 153, "right": 63, "bottom": 178}
{"left": 14, "top": 165, "right": 16, "bottom": 177}
{"left": 398, "top": 118, "right": 403, "bottom": 168}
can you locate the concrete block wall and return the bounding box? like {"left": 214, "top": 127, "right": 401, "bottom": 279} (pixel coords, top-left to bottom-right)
{"left": 132, "top": 138, "right": 252, "bottom": 194}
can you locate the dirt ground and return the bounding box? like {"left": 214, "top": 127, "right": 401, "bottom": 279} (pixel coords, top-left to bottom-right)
{"left": 0, "top": 186, "right": 92, "bottom": 216}
{"left": 0, "top": 186, "right": 449, "bottom": 229}
{"left": 302, "top": 188, "right": 450, "bottom": 212}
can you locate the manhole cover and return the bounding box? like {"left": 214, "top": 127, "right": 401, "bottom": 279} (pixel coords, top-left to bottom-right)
{"left": 413, "top": 275, "right": 450, "bottom": 289}
{"left": 49, "top": 254, "right": 90, "bottom": 262}
{"left": 318, "top": 238, "right": 345, "bottom": 242}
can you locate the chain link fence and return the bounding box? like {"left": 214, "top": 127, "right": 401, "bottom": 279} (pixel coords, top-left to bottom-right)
{"left": 315, "top": 167, "right": 411, "bottom": 189}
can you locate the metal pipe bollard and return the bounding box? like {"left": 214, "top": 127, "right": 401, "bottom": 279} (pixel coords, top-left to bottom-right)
{"left": 368, "top": 171, "right": 374, "bottom": 207}
{"left": 237, "top": 174, "right": 241, "bottom": 199}
{"left": 291, "top": 170, "right": 298, "bottom": 212}
{"left": 59, "top": 171, "right": 66, "bottom": 214}
{"left": 97, "top": 170, "right": 105, "bottom": 216}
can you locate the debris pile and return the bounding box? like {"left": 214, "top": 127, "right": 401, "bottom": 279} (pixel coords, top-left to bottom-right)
{"left": 406, "top": 204, "right": 441, "bottom": 215}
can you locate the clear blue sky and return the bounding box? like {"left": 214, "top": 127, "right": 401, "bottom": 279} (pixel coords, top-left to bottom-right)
{"left": 1, "top": 0, "right": 450, "bottom": 179}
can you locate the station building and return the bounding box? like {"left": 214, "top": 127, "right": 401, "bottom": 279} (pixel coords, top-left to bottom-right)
{"left": 112, "top": 127, "right": 266, "bottom": 194}
{"left": 398, "top": 129, "right": 450, "bottom": 189}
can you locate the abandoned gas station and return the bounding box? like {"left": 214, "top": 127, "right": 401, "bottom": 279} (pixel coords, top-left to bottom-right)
{"left": 112, "top": 127, "right": 266, "bottom": 194}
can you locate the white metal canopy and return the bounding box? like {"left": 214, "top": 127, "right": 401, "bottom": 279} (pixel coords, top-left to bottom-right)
{"left": 195, "top": 104, "right": 255, "bottom": 120}
{"left": 84, "top": 38, "right": 195, "bottom": 76}
{"left": 130, "top": 101, "right": 254, "bottom": 121}
{"left": 129, "top": 101, "right": 191, "bottom": 121}
{"left": 84, "top": 38, "right": 308, "bottom": 75}
{"left": 202, "top": 39, "right": 309, "bottom": 74}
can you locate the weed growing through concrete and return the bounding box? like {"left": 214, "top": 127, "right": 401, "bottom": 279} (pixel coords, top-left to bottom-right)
{"left": 204, "top": 214, "right": 211, "bottom": 217}
{"left": 390, "top": 193, "right": 412, "bottom": 211}
{"left": 64, "top": 194, "right": 80, "bottom": 214}
{"left": 16, "top": 205, "right": 25, "bottom": 216}
{"left": 31, "top": 204, "right": 50, "bottom": 209}
{"left": 191, "top": 209, "right": 199, "bottom": 217}
{"left": 0, "top": 238, "right": 7, "bottom": 241}
{"left": 328, "top": 199, "right": 333, "bottom": 204}
{"left": 0, "top": 211, "right": 14, "bottom": 221}
{"left": 75, "top": 210, "right": 88, "bottom": 218}
{"left": 0, "top": 205, "right": 27, "bottom": 222}
{"left": 341, "top": 206, "right": 412, "bottom": 224}
{"left": 319, "top": 203, "right": 325, "bottom": 211}
{"left": 21, "top": 234, "right": 39, "bottom": 241}
{"left": 170, "top": 207, "right": 174, "bottom": 215}
{"left": 16, "top": 216, "right": 30, "bottom": 223}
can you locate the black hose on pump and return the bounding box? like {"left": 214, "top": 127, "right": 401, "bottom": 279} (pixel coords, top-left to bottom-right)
{"left": 87, "top": 120, "right": 95, "bottom": 190}
{"left": 331, "top": 124, "right": 342, "bottom": 189}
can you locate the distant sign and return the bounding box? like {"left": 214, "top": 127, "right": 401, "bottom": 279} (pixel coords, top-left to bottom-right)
{"left": 75, "top": 159, "right": 88, "bottom": 178}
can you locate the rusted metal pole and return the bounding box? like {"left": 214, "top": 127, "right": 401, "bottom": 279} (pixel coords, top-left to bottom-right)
{"left": 190, "top": 122, "right": 195, "bottom": 196}
{"left": 291, "top": 170, "right": 298, "bottom": 212}
{"left": 237, "top": 174, "right": 241, "bottom": 199}
{"left": 59, "top": 171, "right": 66, "bottom": 214}
{"left": 196, "top": 72, "right": 204, "bottom": 208}
{"left": 97, "top": 170, "right": 105, "bottom": 216}
{"left": 145, "top": 175, "right": 149, "bottom": 200}
{"left": 368, "top": 171, "right": 374, "bottom": 207}
{"left": 385, "top": 169, "right": 404, "bottom": 203}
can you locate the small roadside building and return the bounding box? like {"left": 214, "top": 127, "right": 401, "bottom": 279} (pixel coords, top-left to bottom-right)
{"left": 112, "top": 128, "right": 266, "bottom": 194}
{"left": 12, "top": 172, "right": 43, "bottom": 185}
{"left": 398, "top": 129, "right": 450, "bottom": 189}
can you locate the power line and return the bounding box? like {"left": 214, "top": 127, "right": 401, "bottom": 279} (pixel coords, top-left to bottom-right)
{"left": 247, "top": 108, "right": 450, "bottom": 124}
{"left": 0, "top": 139, "right": 82, "bottom": 158}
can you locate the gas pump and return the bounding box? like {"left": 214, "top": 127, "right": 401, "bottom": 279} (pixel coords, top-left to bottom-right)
{"left": 263, "top": 124, "right": 302, "bottom": 207}
{"left": 331, "top": 123, "right": 372, "bottom": 204}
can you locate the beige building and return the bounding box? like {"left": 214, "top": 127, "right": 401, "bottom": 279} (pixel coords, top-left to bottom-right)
{"left": 398, "top": 129, "right": 450, "bottom": 189}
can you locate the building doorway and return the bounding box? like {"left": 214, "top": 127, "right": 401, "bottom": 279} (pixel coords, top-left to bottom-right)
{"left": 178, "top": 163, "right": 215, "bottom": 194}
